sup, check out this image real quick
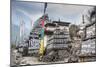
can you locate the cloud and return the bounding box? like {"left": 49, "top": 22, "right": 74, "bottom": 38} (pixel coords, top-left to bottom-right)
{"left": 47, "top": 3, "right": 93, "bottom": 15}
{"left": 12, "top": 1, "right": 44, "bottom": 24}
{"left": 12, "top": 1, "right": 94, "bottom": 26}
{"left": 12, "top": 1, "right": 44, "bottom": 14}
{"left": 16, "top": 8, "right": 42, "bottom": 24}
{"left": 46, "top": 3, "right": 94, "bottom": 23}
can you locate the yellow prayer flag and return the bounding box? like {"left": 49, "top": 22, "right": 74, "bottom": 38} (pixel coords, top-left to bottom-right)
{"left": 39, "top": 39, "right": 44, "bottom": 55}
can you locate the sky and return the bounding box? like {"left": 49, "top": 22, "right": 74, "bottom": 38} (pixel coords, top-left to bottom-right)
{"left": 11, "top": 0, "right": 94, "bottom": 38}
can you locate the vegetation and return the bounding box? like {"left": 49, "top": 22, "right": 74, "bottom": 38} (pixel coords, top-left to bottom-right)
{"left": 86, "top": 7, "right": 96, "bottom": 23}
{"left": 69, "top": 24, "right": 79, "bottom": 40}
{"left": 22, "top": 46, "right": 28, "bottom": 56}
{"left": 11, "top": 44, "right": 16, "bottom": 49}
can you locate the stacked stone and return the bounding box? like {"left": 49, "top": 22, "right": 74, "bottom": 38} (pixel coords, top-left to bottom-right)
{"left": 79, "top": 22, "right": 96, "bottom": 62}
{"left": 44, "top": 28, "right": 71, "bottom": 62}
